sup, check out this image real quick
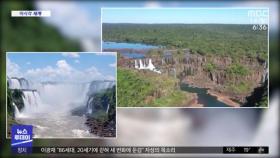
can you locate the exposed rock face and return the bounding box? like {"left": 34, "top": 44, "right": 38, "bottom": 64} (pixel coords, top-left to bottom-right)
{"left": 86, "top": 81, "right": 115, "bottom": 114}
{"left": 85, "top": 85, "right": 116, "bottom": 137}
{"left": 85, "top": 118, "right": 116, "bottom": 137}
{"left": 117, "top": 50, "right": 266, "bottom": 104}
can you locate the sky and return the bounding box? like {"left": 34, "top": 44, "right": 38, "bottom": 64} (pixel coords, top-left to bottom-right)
{"left": 7, "top": 52, "right": 116, "bottom": 82}
{"left": 102, "top": 8, "right": 269, "bottom": 24}
{"left": 35, "top": 0, "right": 278, "bottom": 51}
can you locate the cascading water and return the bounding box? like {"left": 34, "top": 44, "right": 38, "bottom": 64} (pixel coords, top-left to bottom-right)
{"left": 86, "top": 97, "right": 94, "bottom": 114}
{"left": 13, "top": 103, "right": 20, "bottom": 118}
{"left": 106, "top": 104, "right": 110, "bottom": 114}
{"left": 135, "top": 59, "right": 161, "bottom": 74}
{"left": 21, "top": 91, "right": 42, "bottom": 115}
{"left": 8, "top": 77, "right": 30, "bottom": 89}
{"left": 10, "top": 77, "right": 111, "bottom": 138}
{"left": 262, "top": 61, "right": 268, "bottom": 83}
{"left": 85, "top": 81, "right": 115, "bottom": 115}
{"left": 139, "top": 59, "right": 144, "bottom": 69}
{"left": 8, "top": 78, "right": 21, "bottom": 89}
{"left": 135, "top": 60, "right": 139, "bottom": 69}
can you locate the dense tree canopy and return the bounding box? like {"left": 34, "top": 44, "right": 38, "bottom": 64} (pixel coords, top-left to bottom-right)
{"left": 103, "top": 23, "right": 268, "bottom": 60}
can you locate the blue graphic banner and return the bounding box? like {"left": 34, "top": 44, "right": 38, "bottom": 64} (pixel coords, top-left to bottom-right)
{"left": 11, "top": 125, "right": 33, "bottom": 154}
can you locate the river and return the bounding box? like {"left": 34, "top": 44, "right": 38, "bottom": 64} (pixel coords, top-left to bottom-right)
{"left": 102, "top": 41, "right": 159, "bottom": 49}
{"left": 17, "top": 112, "right": 93, "bottom": 138}
{"left": 103, "top": 41, "right": 160, "bottom": 59}
{"left": 181, "top": 84, "right": 229, "bottom": 107}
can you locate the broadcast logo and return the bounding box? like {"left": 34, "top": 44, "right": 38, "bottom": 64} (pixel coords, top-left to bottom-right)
{"left": 11, "top": 125, "right": 33, "bottom": 154}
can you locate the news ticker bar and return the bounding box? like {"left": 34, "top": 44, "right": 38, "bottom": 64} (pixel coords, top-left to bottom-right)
{"left": 12, "top": 146, "right": 268, "bottom": 154}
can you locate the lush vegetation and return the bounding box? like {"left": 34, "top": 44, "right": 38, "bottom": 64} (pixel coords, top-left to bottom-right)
{"left": 117, "top": 68, "right": 194, "bottom": 107}
{"left": 117, "top": 68, "right": 154, "bottom": 106}
{"left": 226, "top": 63, "right": 250, "bottom": 76}
{"left": 204, "top": 62, "right": 217, "bottom": 73}
{"left": 226, "top": 81, "right": 252, "bottom": 94}
{"left": 224, "top": 63, "right": 252, "bottom": 95}
{"left": 103, "top": 23, "right": 267, "bottom": 61}
{"left": 151, "top": 90, "right": 193, "bottom": 107}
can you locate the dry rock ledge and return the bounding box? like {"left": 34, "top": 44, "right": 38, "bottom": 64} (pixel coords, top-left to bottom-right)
{"left": 85, "top": 118, "right": 116, "bottom": 137}
{"left": 207, "top": 90, "right": 241, "bottom": 107}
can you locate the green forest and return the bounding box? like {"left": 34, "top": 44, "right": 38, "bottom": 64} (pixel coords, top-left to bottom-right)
{"left": 117, "top": 68, "right": 194, "bottom": 107}
{"left": 103, "top": 23, "right": 268, "bottom": 61}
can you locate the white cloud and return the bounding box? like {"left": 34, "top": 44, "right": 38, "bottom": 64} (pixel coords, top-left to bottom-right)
{"left": 7, "top": 58, "right": 22, "bottom": 78}
{"left": 27, "top": 66, "right": 57, "bottom": 79}
{"left": 105, "top": 75, "right": 115, "bottom": 81}
{"left": 62, "top": 52, "right": 80, "bottom": 58}
{"left": 25, "top": 60, "right": 108, "bottom": 82}
{"left": 84, "top": 66, "right": 103, "bottom": 78}
{"left": 56, "top": 60, "right": 72, "bottom": 73}
{"left": 74, "top": 59, "right": 80, "bottom": 63}
{"left": 109, "top": 62, "right": 116, "bottom": 67}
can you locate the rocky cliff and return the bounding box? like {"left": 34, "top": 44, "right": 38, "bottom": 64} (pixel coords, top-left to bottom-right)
{"left": 117, "top": 49, "right": 267, "bottom": 105}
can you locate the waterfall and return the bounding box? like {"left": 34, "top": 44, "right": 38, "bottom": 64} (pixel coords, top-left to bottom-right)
{"left": 9, "top": 77, "right": 115, "bottom": 116}
{"left": 22, "top": 91, "right": 42, "bottom": 114}
{"left": 8, "top": 77, "right": 30, "bottom": 89}
{"left": 86, "top": 97, "right": 94, "bottom": 114}
{"left": 147, "top": 59, "right": 155, "bottom": 70}
{"left": 134, "top": 59, "right": 161, "bottom": 74}
{"left": 261, "top": 61, "right": 268, "bottom": 83}
{"left": 139, "top": 59, "right": 145, "bottom": 69}
{"left": 86, "top": 81, "right": 115, "bottom": 114}
{"left": 13, "top": 103, "right": 20, "bottom": 118}
{"left": 106, "top": 104, "right": 110, "bottom": 114}
{"left": 8, "top": 78, "right": 21, "bottom": 89}
{"left": 135, "top": 60, "right": 139, "bottom": 69}
{"left": 8, "top": 77, "right": 44, "bottom": 117}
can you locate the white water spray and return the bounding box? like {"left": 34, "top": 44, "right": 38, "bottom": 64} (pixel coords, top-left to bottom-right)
{"left": 135, "top": 59, "right": 161, "bottom": 74}
{"left": 13, "top": 103, "right": 20, "bottom": 118}
{"left": 9, "top": 78, "right": 21, "bottom": 89}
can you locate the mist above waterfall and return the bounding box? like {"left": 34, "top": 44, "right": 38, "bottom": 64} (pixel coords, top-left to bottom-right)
{"left": 36, "top": 82, "right": 90, "bottom": 113}
{"left": 8, "top": 76, "right": 116, "bottom": 117}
